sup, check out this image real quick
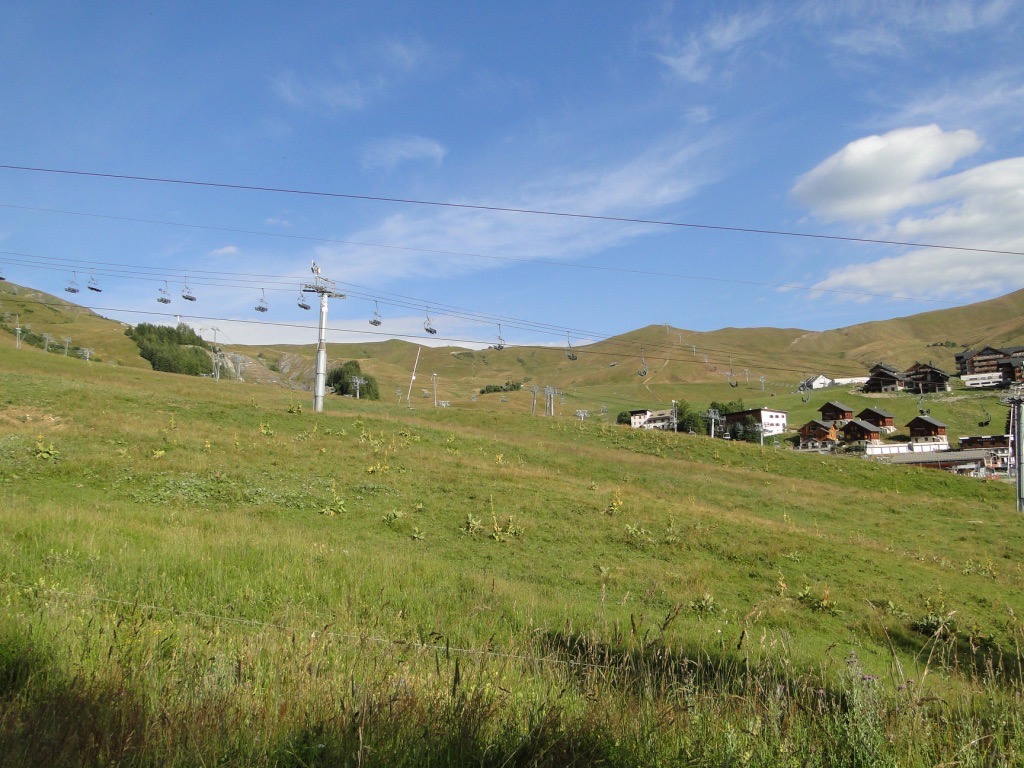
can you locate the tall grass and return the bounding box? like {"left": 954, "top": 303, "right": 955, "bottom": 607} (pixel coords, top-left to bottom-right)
{"left": 2, "top": 343, "right": 1023, "bottom": 765}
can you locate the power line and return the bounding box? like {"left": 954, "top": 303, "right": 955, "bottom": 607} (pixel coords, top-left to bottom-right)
{"left": 2, "top": 163, "right": 1022, "bottom": 257}
{"left": 0, "top": 201, "right": 964, "bottom": 305}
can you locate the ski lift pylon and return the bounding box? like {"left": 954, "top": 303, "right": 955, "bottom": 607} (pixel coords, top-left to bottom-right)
{"left": 369, "top": 301, "right": 382, "bottom": 326}
{"left": 255, "top": 288, "right": 269, "bottom": 313}
{"left": 157, "top": 281, "right": 172, "bottom": 304}
{"left": 182, "top": 277, "right": 196, "bottom": 302}
{"left": 423, "top": 307, "right": 437, "bottom": 334}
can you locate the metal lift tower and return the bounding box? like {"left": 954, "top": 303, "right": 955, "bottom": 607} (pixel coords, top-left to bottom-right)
{"left": 302, "top": 262, "right": 345, "bottom": 413}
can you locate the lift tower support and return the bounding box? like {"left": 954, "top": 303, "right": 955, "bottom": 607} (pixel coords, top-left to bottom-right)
{"left": 302, "top": 263, "right": 345, "bottom": 413}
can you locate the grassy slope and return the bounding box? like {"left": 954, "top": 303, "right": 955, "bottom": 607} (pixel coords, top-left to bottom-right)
{"left": 3, "top": 339, "right": 1024, "bottom": 764}
{"left": 0, "top": 280, "right": 149, "bottom": 368}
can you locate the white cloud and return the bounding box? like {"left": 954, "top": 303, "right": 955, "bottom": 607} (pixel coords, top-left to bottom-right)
{"left": 654, "top": 9, "right": 773, "bottom": 83}
{"left": 791, "top": 125, "right": 982, "bottom": 220}
{"left": 264, "top": 217, "right": 292, "bottom": 228}
{"left": 360, "top": 135, "right": 447, "bottom": 172}
{"left": 794, "top": 125, "right": 1024, "bottom": 298}
{"left": 210, "top": 245, "right": 240, "bottom": 256}
{"left": 812, "top": 250, "right": 1024, "bottom": 300}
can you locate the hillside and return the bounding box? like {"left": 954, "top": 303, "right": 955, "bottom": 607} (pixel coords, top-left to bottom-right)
{"left": 4, "top": 279, "right": 1024, "bottom": 419}
{"left": 1, "top": 329, "right": 1023, "bottom": 766}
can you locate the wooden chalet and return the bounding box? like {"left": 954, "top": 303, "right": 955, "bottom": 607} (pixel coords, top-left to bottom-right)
{"left": 862, "top": 362, "right": 906, "bottom": 393}
{"left": 818, "top": 401, "right": 853, "bottom": 424}
{"left": 840, "top": 419, "right": 881, "bottom": 445}
{"left": 798, "top": 419, "right": 837, "bottom": 441}
{"left": 997, "top": 357, "right": 1024, "bottom": 385}
{"left": 857, "top": 407, "right": 896, "bottom": 433}
{"left": 955, "top": 346, "right": 1024, "bottom": 376}
{"left": 907, "top": 415, "right": 947, "bottom": 438}
{"left": 903, "top": 362, "right": 952, "bottom": 393}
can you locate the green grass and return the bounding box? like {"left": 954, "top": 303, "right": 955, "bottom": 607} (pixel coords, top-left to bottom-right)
{"left": 3, "top": 318, "right": 1024, "bottom": 765}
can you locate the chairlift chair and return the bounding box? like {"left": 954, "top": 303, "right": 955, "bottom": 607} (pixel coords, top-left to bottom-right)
{"left": 255, "top": 288, "right": 269, "bottom": 313}
{"left": 494, "top": 323, "right": 505, "bottom": 351}
{"left": 181, "top": 277, "right": 197, "bottom": 302}
{"left": 65, "top": 272, "right": 80, "bottom": 294}
{"left": 157, "top": 281, "right": 172, "bottom": 304}
{"left": 87, "top": 273, "right": 102, "bottom": 292}
{"left": 369, "top": 301, "right": 382, "bottom": 326}
{"left": 297, "top": 290, "right": 311, "bottom": 310}
{"left": 565, "top": 333, "right": 577, "bottom": 361}
{"left": 423, "top": 307, "right": 437, "bottom": 334}
{"left": 638, "top": 348, "right": 648, "bottom": 377}
{"left": 979, "top": 406, "right": 991, "bottom": 428}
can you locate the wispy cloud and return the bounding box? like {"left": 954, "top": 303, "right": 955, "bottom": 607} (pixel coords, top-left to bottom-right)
{"left": 272, "top": 36, "right": 430, "bottom": 113}
{"left": 806, "top": 0, "right": 1016, "bottom": 55}
{"left": 653, "top": 8, "right": 774, "bottom": 83}
{"left": 312, "top": 134, "right": 717, "bottom": 285}
{"left": 882, "top": 71, "right": 1024, "bottom": 135}
{"left": 793, "top": 124, "right": 1024, "bottom": 298}
{"left": 209, "top": 245, "right": 240, "bottom": 256}
{"left": 360, "top": 135, "right": 447, "bottom": 172}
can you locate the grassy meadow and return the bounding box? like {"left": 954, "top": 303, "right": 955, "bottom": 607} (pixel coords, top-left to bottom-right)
{"left": 2, "top": 333, "right": 1024, "bottom": 765}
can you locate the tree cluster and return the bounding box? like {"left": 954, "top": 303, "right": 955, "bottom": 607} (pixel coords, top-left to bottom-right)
{"left": 327, "top": 360, "right": 380, "bottom": 399}
{"left": 479, "top": 381, "right": 522, "bottom": 395}
{"left": 125, "top": 322, "right": 213, "bottom": 376}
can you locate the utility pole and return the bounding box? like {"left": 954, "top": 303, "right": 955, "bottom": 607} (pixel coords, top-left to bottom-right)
{"left": 302, "top": 263, "right": 345, "bottom": 413}
{"left": 1001, "top": 385, "right": 1024, "bottom": 512}
{"left": 406, "top": 347, "right": 421, "bottom": 407}
{"left": 352, "top": 376, "right": 366, "bottom": 400}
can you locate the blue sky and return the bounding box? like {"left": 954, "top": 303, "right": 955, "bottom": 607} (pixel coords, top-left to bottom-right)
{"left": 1, "top": 1, "right": 1022, "bottom": 349}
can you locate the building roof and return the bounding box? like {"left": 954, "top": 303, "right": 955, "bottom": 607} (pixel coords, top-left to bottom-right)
{"left": 906, "top": 361, "right": 952, "bottom": 378}
{"left": 876, "top": 449, "right": 993, "bottom": 466}
{"left": 801, "top": 419, "right": 835, "bottom": 429}
{"left": 857, "top": 407, "right": 894, "bottom": 419}
{"left": 820, "top": 401, "right": 853, "bottom": 413}
{"left": 907, "top": 415, "right": 948, "bottom": 429}
{"left": 842, "top": 418, "right": 881, "bottom": 434}
{"left": 871, "top": 361, "right": 903, "bottom": 375}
